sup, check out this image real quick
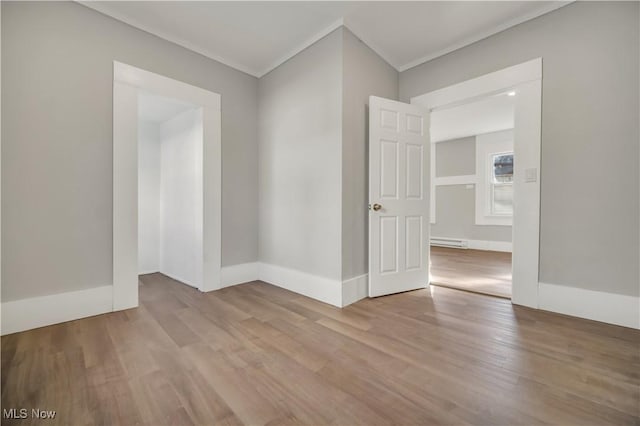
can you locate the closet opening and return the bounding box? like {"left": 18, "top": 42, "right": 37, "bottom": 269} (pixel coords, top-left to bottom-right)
{"left": 138, "top": 92, "right": 204, "bottom": 289}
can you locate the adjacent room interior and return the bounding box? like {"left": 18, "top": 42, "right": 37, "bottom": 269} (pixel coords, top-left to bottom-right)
{"left": 428, "top": 92, "right": 515, "bottom": 298}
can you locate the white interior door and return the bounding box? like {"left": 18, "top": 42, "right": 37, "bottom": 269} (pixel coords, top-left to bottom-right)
{"left": 368, "top": 96, "right": 430, "bottom": 297}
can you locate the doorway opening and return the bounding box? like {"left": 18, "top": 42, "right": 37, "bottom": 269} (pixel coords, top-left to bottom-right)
{"left": 138, "top": 92, "right": 203, "bottom": 289}
{"left": 428, "top": 92, "right": 515, "bottom": 299}
{"left": 366, "top": 59, "right": 541, "bottom": 307}
{"left": 411, "top": 58, "right": 542, "bottom": 308}
{"left": 113, "top": 62, "right": 221, "bottom": 311}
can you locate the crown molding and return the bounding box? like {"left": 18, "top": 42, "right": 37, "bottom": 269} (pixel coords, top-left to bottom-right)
{"left": 341, "top": 19, "right": 402, "bottom": 71}
{"left": 257, "top": 18, "right": 345, "bottom": 78}
{"left": 78, "top": 1, "right": 573, "bottom": 79}
{"left": 398, "top": 2, "right": 573, "bottom": 72}
{"left": 77, "top": 1, "right": 261, "bottom": 77}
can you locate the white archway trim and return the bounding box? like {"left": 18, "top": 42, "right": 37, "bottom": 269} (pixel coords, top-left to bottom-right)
{"left": 412, "top": 58, "right": 542, "bottom": 309}
{"left": 412, "top": 58, "right": 542, "bottom": 110}
{"left": 113, "top": 61, "right": 221, "bottom": 311}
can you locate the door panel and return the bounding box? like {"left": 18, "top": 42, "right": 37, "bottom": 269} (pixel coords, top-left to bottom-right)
{"left": 406, "top": 143, "right": 423, "bottom": 199}
{"left": 405, "top": 216, "right": 423, "bottom": 271}
{"left": 380, "top": 216, "right": 398, "bottom": 274}
{"left": 369, "top": 96, "right": 430, "bottom": 297}
{"left": 380, "top": 140, "right": 399, "bottom": 199}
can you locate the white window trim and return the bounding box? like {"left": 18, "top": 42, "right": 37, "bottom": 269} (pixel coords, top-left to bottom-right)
{"left": 475, "top": 130, "right": 514, "bottom": 226}
{"left": 488, "top": 151, "right": 514, "bottom": 217}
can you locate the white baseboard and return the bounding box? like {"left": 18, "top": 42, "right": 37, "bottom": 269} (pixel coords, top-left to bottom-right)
{"left": 222, "top": 262, "right": 366, "bottom": 307}
{"left": 138, "top": 270, "right": 159, "bottom": 275}
{"left": 1, "top": 285, "right": 113, "bottom": 336}
{"left": 429, "top": 237, "right": 512, "bottom": 252}
{"left": 159, "top": 270, "right": 198, "bottom": 289}
{"left": 221, "top": 262, "right": 260, "bottom": 288}
{"left": 468, "top": 239, "right": 512, "bottom": 252}
{"left": 538, "top": 282, "right": 640, "bottom": 329}
{"left": 342, "top": 274, "right": 368, "bottom": 307}
{"left": 5, "top": 272, "right": 635, "bottom": 336}
{"left": 258, "top": 262, "right": 343, "bottom": 307}
{"left": 0, "top": 262, "right": 363, "bottom": 335}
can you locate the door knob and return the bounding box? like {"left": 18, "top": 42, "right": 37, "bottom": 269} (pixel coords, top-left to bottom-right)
{"left": 371, "top": 203, "right": 382, "bottom": 211}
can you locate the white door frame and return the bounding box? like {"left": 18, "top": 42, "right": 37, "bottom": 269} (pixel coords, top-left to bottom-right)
{"left": 411, "top": 58, "right": 542, "bottom": 308}
{"left": 113, "top": 61, "right": 221, "bottom": 311}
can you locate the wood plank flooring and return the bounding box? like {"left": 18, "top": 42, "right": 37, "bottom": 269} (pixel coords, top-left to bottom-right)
{"left": 430, "top": 246, "right": 512, "bottom": 298}
{"left": 2, "top": 273, "right": 639, "bottom": 425}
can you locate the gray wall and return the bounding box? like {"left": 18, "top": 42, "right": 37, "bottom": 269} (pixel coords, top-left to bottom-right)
{"left": 4, "top": 1, "right": 637, "bottom": 302}
{"left": 341, "top": 28, "right": 398, "bottom": 280}
{"left": 435, "top": 136, "right": 475, "bottom": 178}
{"left": 432, "top": 186, "right": 512, "bottom": 242}
{"left": 259, "top": 27, "right": 397, "bottom": 282}
{"left": 137, "top": 120, "right": 161, "bottom": 274}
{"left": 432, "top": 136, "right": 511, "bottom": 242}
{"left": 401, "top": 1, "right": 639, "bottom": 297}
{"left": 1, "top": 1, "right": 259, "bottom": 301}
{"left": 258, "top": 29, "right": 343, "bottom": 280}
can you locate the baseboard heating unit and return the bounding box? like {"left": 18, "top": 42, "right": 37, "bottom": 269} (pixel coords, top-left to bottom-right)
{"left": 430, "top": 237, "right": 468, "bottom": 249}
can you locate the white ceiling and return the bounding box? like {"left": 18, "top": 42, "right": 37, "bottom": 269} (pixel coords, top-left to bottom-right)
{"left": 81, "top": 1, "right": 570, "bottom": 78}
{"left": 430, "top": 92, "right": 514, "bottom": 142}
{"left": 138, "top": 91, "right": 196, "bottom": 123}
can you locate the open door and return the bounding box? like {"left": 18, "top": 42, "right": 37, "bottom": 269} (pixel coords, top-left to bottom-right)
{"left": 368, "top": 96, "right": 430, "bottom": 297}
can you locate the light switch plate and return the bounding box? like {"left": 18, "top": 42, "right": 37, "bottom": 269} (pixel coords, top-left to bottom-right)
{"left": 525, "top": 168, "right": 537, "bottom": 183}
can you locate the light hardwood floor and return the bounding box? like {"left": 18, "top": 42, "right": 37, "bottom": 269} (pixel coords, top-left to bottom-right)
{"left": 2, "top": 273, "right": 639, "bottom": 425}
{"left": 430, "top": 246, "right": 512, "bottom": 298}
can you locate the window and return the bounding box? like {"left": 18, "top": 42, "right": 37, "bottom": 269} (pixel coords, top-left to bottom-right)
{"left": 490, "top": 153, "right": 513, "bottom": 216}
{"left": 475, "top": 130, "right": 513, "bottom": 226}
